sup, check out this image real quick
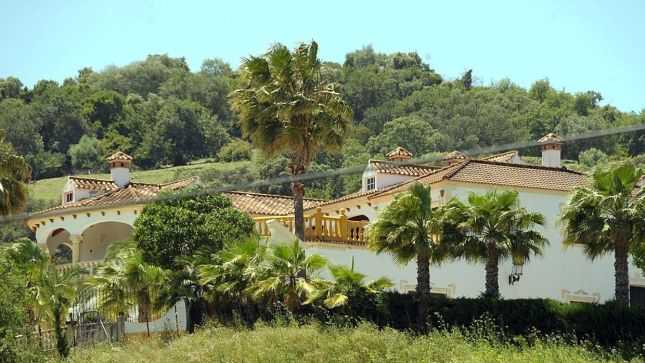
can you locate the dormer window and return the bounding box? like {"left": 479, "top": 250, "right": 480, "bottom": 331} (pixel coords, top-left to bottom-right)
{"left": 64, "top": 192, "right": 73, "bottom": 203}
{"left": 366, "top": 177, "right": 376, "bottom": 191}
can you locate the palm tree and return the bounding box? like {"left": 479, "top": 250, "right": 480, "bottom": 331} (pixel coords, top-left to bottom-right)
{"left": 443, "top": 190, "right": 548, "bottom": 299}
{"left": 303, "top": 257, "right": 392, "bottom": 309}
{"left": 246, "top": 240, "right": 327, "bottom": 312}
{"left": 230, "top": 41, "right": 352, "bottom": 240}
{"left": 560, "top": 161, "right": 644, "bottom": 303}
{"left": 198, "top": 239, "right": 266, "bottom": 315}
{"left": 0, "top": 131, "right": 30, "bottom": 216}
{"left": 367, "top": 183, "right": 448, "bottom": 333}
{"left": 31, "top": 265, "right": 84, "bottom": 357}
{"left": 85, "top": 241, "right": 164, "bottom": 336}
{"left": 6, "top": 239, "right": 50, "bottom": 323}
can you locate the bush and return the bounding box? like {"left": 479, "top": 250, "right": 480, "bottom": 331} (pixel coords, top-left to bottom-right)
{"left": 375, "top": 293, "right": 645, "bottom": 357}
{"left": 578, "top": 148, "right": 608, "bottom": 168}
{"left": 218, "top": 139, "right": 253, "bottom": 162}
{"left": 133, "top": 189, "right": 255, "bottom": 269}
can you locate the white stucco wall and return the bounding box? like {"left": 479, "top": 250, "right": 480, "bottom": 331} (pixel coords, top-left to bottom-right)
{"left": 124, "top": 300, "right": 187, "bottom": 334}
{"left": 308, "top": 182, "right": 643, "bottom": 303}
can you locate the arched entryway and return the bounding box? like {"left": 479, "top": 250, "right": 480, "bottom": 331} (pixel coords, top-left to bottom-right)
{"left": 79, "top": 221, "right": 134, "bottom": 261}
{"left": 45, "top": 228, "right": 73, "bottom": 264}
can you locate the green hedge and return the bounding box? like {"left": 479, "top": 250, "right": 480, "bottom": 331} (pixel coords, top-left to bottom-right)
{"left": 376, "top": 293, "right": 645, "bottom": 351}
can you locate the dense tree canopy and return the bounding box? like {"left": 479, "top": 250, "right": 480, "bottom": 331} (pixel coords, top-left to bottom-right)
{"left": 133, "top": 190, "right": 255, "bottom": 270}
{"left": 0, "top": 44, "right": 641, "bottom": 204}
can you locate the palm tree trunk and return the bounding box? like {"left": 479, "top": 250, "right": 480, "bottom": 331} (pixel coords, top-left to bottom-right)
{"left": 484, "top": 246, "right": 500, "bottom": 299}
{"left": 614, "top": 239, "right": 630, "bottom": 303}
{"left": 292, "top": 180, "right": 305, "bottom": 241}
{"left": 53, "top": 311, "right": 69, "bottom": 357}
{"left": 416, "top": 249, "right": 430, "bottom": 333}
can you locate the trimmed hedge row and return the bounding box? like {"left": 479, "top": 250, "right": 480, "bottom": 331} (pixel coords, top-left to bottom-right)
{"left": 376, "top": 293, "right": 645, "bottom": 349}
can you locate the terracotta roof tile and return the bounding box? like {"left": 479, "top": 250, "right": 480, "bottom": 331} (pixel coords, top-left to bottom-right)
{"left": 538, "top": 133, "right": 563, "bottom": 144}
{"left": 69, "top": 176, "right": 119, "bottom": 192}
{"left": 29, "top": 177, "right": 198, "bottom": 218}
{"left": 222, "top": 191, "right": 325, "bottom": 215}
{"left": 106, "top": 151, "right": 134, "bottom": 161}
{"left": 370, "top": 160, "right": 588, "bottom": 198}
{"left": 386, "top": 147, "right": 413, "bottom": 159}
{"left": 443, "top": 151, "right": 469, "bottom": 161}
{"left": 481, "top": 150, "right": 520, "bottom": 163}
{"left": 370, "top": 160, "right": 438, "bottom": 176}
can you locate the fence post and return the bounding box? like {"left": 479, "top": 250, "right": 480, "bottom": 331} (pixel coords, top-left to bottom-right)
{"left": 339, "top": 209, "right": 348, "bottom": 240}
{"left": 116, "top": 313, "right": 125, "bottom": 342}
{"left": 314, "top": 208, "right": 323, "bottom": 238}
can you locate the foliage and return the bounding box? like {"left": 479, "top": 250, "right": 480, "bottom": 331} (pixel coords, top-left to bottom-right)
{"left": 218, "top": 139, "right": 253, "bottom": 162}
{"left": 366, "top": 115, "right": 443, "bottom": 157}
{"left": 378, "top": 293, "right": 645, "bottom": 358}
{"left": 560, "top": 160, "right": 644, "bottom": 302}
{"left": 68, "top": 135, "right": 105, "bottom": 172}
{"left": 0, "top": 130, "right": 30, "bottom": 216}
{"left": 231, "top": 40, "right": 352, "bottom": 239}
{"left": 67, "top": 322, "right": 631, "bottom": 363}
{"left": 246, "top": 240, "right": 327, "bottom": 312}
{"left": 442, "top": 190, "right": 548, "bottom": 298}
{"left": 133, "top": 190, "right": 254, "bottom": 269}
{"left": 303, "top": 257, "right": 392, "bottom": 320}
{"left": 578, "top": 147, "right": 608, "bottom": 168}
{"left": 368, "top": 183, "right": 447, "bottom": 332}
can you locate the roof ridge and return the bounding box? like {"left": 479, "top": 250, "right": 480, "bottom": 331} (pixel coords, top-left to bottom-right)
{"left": 471, "top": 159, "right": 586, "bottom": 175}
{"left": 223, "top": 190, "right": 327, "bottom": 202}
{"left": 480, "top": 150, "right": 518, "bottom": 160}
{"left": 69, "top": 175, "right": 114, "bottom": 182}
{"left": 367, "top": 161, "right": 468, "bottom": 199}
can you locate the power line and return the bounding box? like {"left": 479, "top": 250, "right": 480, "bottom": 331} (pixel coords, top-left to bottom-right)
{"left": 2, "top": 123, "right": 644, "bottom": 225}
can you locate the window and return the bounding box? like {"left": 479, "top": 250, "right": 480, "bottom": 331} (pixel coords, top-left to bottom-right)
{"left": 366, "top": 177, "right": 375, "bottom": 191}
{"left": 64, "top": 193, "right": 73, "bottom": 203}
{"left": 631, "top": 286, "right": 645, "bottom": 306}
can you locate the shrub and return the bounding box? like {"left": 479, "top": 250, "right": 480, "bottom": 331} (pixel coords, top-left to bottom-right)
{"left": 375, "top": 293, "right": 645, "bottom": 357}
{"left": 218, "top": 139, "right": 253, "bottom": 162}
{"left": 133, "top": 189, "right": 255, "bottom": 269}
{"left": 578, "top": 148, "right": 608, "bottom": 168}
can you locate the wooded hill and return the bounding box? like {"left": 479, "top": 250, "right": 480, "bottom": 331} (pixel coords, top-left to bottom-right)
{"left": 0, "top": 45, "right": 643, "bottom": 195}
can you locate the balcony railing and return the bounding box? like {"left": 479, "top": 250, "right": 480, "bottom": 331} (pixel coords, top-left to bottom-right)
{"left": 56, "top": 259, "right": 104, "bottom": 274}
{"left": 254, "top": 208, "right": 369, "bottom": 245}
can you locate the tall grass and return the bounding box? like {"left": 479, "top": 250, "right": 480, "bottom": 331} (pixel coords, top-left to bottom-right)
{"left": 66, "top": 321, "right": 639, "bottom": 363}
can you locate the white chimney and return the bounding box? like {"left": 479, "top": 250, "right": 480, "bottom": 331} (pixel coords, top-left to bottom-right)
{"left": 538, "top": 133, "right": 564, "bottom": 167}
{"left": 106, "top": 151, "right": 133, "bottom": 187}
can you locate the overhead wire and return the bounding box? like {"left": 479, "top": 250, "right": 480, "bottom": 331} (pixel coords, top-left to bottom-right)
{"left": 1, "top": 123, "right": 643, "bottom": 226}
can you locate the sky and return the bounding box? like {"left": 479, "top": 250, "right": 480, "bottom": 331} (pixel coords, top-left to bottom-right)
{"left": 1, "top": 0, "right": 644, "bottom": 112}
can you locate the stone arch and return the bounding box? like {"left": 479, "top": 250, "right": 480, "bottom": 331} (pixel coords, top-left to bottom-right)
{"left": 78, "top": 221, "right": 134, "bottom": 261}
{"left": 45, "top": 227, "right": 73, "bottom": 257}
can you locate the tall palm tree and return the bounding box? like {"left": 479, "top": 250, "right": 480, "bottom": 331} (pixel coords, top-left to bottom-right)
{"left": 230, "top": 41, "right": 352, "bottom": 239}
{"left": 246, "top": 240, "right": 327, "bottom": 312}
{"left": 367, "top": 183, "right": 448, "bottom": 333}
{"left": 443, "top": 190, "right": 548, "bottom": 299}
{"left": 560, "top": 161, "right": 644, "bottom": 303}
{"left": 0, "top": 131, "right": 30, "bottom": 216}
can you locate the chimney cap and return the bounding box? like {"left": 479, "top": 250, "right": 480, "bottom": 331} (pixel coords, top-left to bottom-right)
{"left": 106, "top": 151, "right": 133, "bottom": 162}
{"left": 443, "top": 150, "right": 468, "bottom": 161}
{"left": 386, "top": 147, "right": 413, "bottom": 161}
{"left": 538, "top": 133, "right": 563, "bottom": 145}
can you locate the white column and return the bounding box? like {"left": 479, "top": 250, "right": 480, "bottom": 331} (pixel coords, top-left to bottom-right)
{"left": 69, "top": 234, "right": 82, "bottom": 263}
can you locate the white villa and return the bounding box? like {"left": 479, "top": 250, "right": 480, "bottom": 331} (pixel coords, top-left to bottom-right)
{"left": 26, "top": 134, "right": 645, "bottom": 306}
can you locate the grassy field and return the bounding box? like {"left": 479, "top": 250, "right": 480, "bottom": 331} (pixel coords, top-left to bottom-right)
{"left": 66, "top": 323, "right": 637, "bottom": 363}
{"left": 28, "top": 160, "right": 251, "bottom": 204}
